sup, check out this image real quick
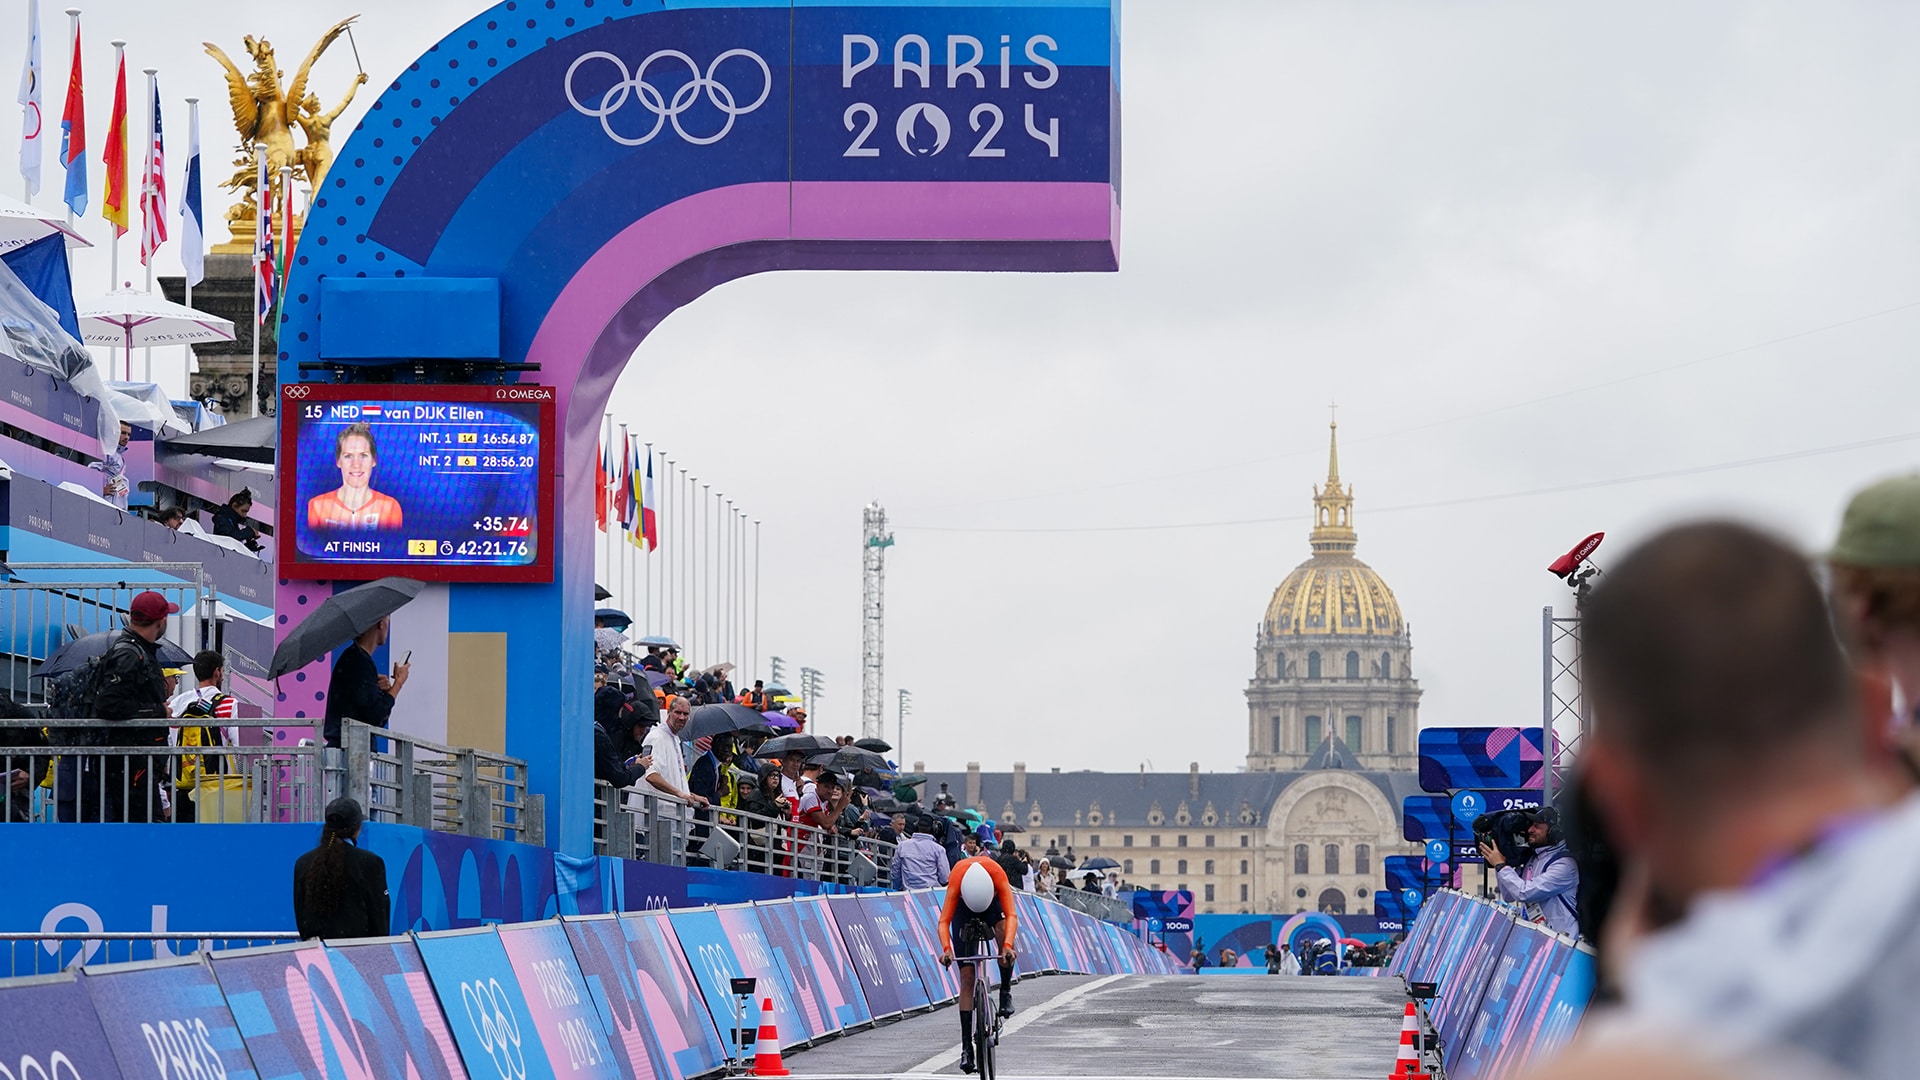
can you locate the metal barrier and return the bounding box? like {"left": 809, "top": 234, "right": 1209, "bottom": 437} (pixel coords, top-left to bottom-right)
{"left": 0, "top": 718, "right": 537, "bottom": 846}
{"left": 1052, "top": 884, "right": 1136, "bottom": 925}
{"left": 604, "top": 781, "right": 895, "bottom": 887}
{"left": 340, "top": 720, "right": 542, "bottom": 846}
{"left": 0, "top": 932, "right": 300, "bottom": 979}
{"left": 0, "top": 563, "right": 215, "bottom": 705}
{"left": 0, "top": 718, "right": 327, "bottom": 824}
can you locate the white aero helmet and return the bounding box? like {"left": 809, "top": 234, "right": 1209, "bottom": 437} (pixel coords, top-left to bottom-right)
{"left": 959, "top": 860, "right": 997, "bottom": 914}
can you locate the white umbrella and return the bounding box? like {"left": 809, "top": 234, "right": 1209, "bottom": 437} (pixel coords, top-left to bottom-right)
{"left": 76, "top": 288, "right": 235, "bottom": 382}
{"left": 0, "top": 193, "right": 90, "bottom": 254}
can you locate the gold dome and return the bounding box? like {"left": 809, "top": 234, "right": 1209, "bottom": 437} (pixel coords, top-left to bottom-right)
{"left": 1262, "top": 419, "right": 1406, "bottom": 638}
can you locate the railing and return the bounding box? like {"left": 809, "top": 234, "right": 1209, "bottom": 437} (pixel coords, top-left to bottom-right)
{"left": 603, "top": 782, "right": 895, "bottom": 887}
{"left": 1051, "top": 886, "right": 1137, "bottom": 925}
{"left": 0, "top": 717, "right": 538, "bottom": 845}
{"left": 0, "top": 932, "right": 300, "bottom": 979}
{"left": 1, "top": 718, "right": 326, "bottom": 823}
{"left": 0, "top": 563, "right": 215, "bottom": 705}
{"left": 341, "top": 720, "right": 541, "bottom": 846}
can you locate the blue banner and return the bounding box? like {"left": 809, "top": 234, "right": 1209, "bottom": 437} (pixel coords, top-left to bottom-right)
{"left": 1419, "top": 727, "right": 1546, "bottom": 793}
{"left": 853, "top": 894, "right": 937, "bottom": 1011}
{"left": 414, "top": 927, "right": 559, "bottom": 1080}
{"left": 211, "top": 942, "right": 373, "bottom": 1080}
{"left": 880, "top": 892, "right": 957, "bottom": 1004}
{"left": 701, "top": 904, "right": 813, "bottom": 1048}
{"left": 605, "top": 912, "right": 729, "bottom": 1080}
{"left": 791, "top": 896, "right": 877, "bottom": 1030}
{"left": 81, "top": 959, "right": 258, "bottom": 1080}
{"left": 756, "top": 899, "right": 872, "bottom": 1035}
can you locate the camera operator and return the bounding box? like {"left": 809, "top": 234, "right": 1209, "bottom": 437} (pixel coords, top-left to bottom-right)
{"left": 1480, "top": 807, "right": 1580, "bottom": 939}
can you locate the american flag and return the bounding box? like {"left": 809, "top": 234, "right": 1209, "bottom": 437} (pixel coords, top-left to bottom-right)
{"left": 138, "top": 81, "right": 168, "bottom": 265}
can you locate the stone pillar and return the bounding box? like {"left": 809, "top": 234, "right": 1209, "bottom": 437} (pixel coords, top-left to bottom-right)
{"left": 1012, "top": 761, "right": 1027, "bottom": 804}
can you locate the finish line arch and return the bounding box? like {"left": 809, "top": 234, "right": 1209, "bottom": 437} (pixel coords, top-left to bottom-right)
{"left": 274, "top": 0, "right": 1121, "bottom": 851}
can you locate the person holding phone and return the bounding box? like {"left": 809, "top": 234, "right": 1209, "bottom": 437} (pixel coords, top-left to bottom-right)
{"left": 323, "top": 615, "right": 410, "bottom": 749}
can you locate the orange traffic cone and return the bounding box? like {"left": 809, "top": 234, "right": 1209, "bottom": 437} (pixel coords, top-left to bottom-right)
{"left": 1389, "top": 1000, "right": 1430, "bottom": 1080}
{"left": 751, "top": 997, "right": 790, "bottom": 1077}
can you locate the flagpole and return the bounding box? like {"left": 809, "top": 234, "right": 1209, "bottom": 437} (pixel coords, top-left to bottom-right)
{"left": 753, "top": 518, "right": 760, "bottom": 684}
{"left": 250, "top": 141, "right": 263, "bottom": 416}
{"left": 20, "top": 0, "right": 41, "bottom": 201}
{"left": 680, "top": 466, "right": 690, "bottom": 654}
{"left": 601, "top": 413, "right": 612, "bottom": 599}
{"left": 666, "top": 458, "right": 677, "bottom": 646}
{"left": 625, "top": 433, "right": 637, "bottom": 621}
{"left": 657, "top": 449, "right": 667, "bottom": 643}
{"left": 183, "top": 97, "right": 197, "bottom": 395}
{"left": 139, "top": 67, "right": 155, "bottom": 383}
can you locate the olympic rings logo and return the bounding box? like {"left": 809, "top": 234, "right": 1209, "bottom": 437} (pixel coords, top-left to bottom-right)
{"left": 460, "top": 978, "right": 527, "bottom": 1080}
{"left": 283, "top": 385, "right": 312, "bottom": 400}
{"left": 565, "top": 49, "right": 772, "bottom": 147}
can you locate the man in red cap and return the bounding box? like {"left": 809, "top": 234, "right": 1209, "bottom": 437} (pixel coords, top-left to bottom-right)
{"left": 79, "top": 590, "right": 179, "bottom": 821}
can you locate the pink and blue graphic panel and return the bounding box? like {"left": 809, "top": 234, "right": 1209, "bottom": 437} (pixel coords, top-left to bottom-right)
{"left": 0, "top": 973, "right": 124, "bottom": 1080}
{"left": 669, "top": 906, "right": 811, "bottom": 1049}
{"left": 886, "top": 892, "right": 958, "bottom": 1003}
{"left": 320, "top": 938, "right": 471, "bottom": 1080}
{"left": 561, "top": 915, "right": 678, "bottom": 1080}
{"left": 413, "top": 927, "right": 557, "bottom": 1080}
{"left": 1419, "top": 727, "right": 1546, "bottom": 793}
{"left": 1008, "top": 892, "right": 1061, "bottom": 975}
{"left": 756, "top": 898, "right": 873, "bottom": 1035}
{"left": 792, "top": 896, "right": 877, "bottom": 1028}
{"left": 824, "top": 895, "right": 915, "bottom": 1018}
{"left": 855, "top": 893, "right": 942, "bottom": 1009}
{"left": 607, "top": 911, "right": 731, "bottom": 1080}
{"left": 496, "top": 921, "right": 623, "bottom": 1080}
{"left": 81, "top": 959, "right": 260, "bottom": 1080}
{"left": 211, "top": 943, "right": 379, "bottom": 1080}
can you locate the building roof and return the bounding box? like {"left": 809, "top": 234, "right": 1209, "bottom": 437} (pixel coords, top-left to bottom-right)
{"left": 918, "top": 738, "right": 1426, "bottom": 829}
{"left": 1262, "top": 420, "right": 1406, "bottom": 640}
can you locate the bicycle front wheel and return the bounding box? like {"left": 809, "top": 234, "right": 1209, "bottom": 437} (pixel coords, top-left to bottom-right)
{"left": 973, "top": 978, "right": 994, "bottom": 1079}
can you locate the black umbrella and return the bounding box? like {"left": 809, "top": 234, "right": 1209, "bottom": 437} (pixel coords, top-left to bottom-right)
{"left": 685, "top": 702, "right": 768, "bottom": 741}
{"left": 1047, "top": 855, "right": 1075, "bottom": 869}
{"left": 759, "top": 732, "right": 838, "bottom": 758}
{"left": 810, "top": 746, "right": 891, "bottom": 774}
{"left": 157, "top": 415, "right": 276, "bottom": 464}
{"left": 854, "top": 737, "right": 892, "bottom": 753}
{"left": 268, "top": 577, "right": 424, "bottom": 678}
{"left": 998, "top": 821, "right": 1027, "bottom": 834}
{"left": 1080, "top": 856, "right": 1120, "bottom": 871}
{"left": 36, "top": 630, "right": 194, "bottom": 679}
{"left": 594, "top": 607, "right": 632, "bottom": 630}
{"left": 595, "top": 583, "right": 613, "bottom": 601}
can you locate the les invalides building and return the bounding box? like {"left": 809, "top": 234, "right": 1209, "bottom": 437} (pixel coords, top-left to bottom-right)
{"left": 921, "top": 421, "right": 1425, "bottom": 915}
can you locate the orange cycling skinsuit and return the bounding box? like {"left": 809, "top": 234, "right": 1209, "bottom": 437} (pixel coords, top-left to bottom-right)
{"left": 938, "top": 855, "right": 1019, "bottom": 1072}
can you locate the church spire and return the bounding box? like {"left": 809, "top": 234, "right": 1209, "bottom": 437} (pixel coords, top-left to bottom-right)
{"left": 1309, "top": 408, "right": 1356, "bottom": 554}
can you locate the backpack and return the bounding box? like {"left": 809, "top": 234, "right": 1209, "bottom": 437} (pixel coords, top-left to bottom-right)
{"left": 45, "top": 638, "right": 146, "bottom": 746}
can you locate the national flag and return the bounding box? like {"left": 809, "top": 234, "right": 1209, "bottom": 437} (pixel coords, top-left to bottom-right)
{"left": 57, "top": 18, "right": 84, "bottom": 215}
{"left": 360, "top": 404, "right": 382, "bottom": 416}
{"left": 180, "top": 101, "right": 203, "bottom": 286}
{"left": 280, "top": 168, "right": 293, "bottom": 298}
{"left": 594, "top": 437, "right": 610, "bottom": 532}
{"left": 138, "top": 80, "right": 167, "bottom": 265}
{"left": 616, "top": 439, "right": 634, "bottom": 531}
{"left": 253, "top": 155, "right": 275, "bottom": 323}
{"left": 101, "top": 51, "right": 127, "bottom": 236}
{"left": 17, "top": 0, "right": 44, "bottom": 197}
{"left": 640, "top": 452, "right": 659, "bottom": 552}
{"left": 626, "top": 439, "right": 645, "bottom": 549}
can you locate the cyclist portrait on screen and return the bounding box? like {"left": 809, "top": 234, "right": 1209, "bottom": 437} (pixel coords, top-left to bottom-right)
{"left": 939, "top": 854, "right": 1019, "bottom": 1073}
{"left": 307, "top": 422, "right": 404, "bottom": 530}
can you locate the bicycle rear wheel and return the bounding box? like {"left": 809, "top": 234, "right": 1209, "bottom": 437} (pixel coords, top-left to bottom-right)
{"left": 973, "top": 977, "right": 994, "bottom": 1079}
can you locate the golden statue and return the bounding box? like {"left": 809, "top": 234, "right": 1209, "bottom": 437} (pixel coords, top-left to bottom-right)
{"left": 204, "top": 16, "right": 362, "bottom": 252}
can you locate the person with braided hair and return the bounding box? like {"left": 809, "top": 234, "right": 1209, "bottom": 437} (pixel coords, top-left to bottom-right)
{"left": 292, "top": 797, "right": 390, "bottom": 940}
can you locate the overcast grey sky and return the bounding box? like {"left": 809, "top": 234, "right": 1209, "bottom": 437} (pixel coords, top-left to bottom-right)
{"left": 18, "top": 2, "right": 1920, "bottom": 775}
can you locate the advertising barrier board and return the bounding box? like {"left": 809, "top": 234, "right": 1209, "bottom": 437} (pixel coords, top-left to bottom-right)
{"left": 855, "top": 894, "right": 939, "bottom": 1010}
{"left": 414, "top": 927, "right": 558, "bottom": 1080}
{"left": 80, "top": 958, "right": 259, "bottom": 1080}
{"left": 321, "top": 938, "right": 471, "bottom": 1080}
{"left": 0, "top": 973, "right": 127, "bottom": 1080}
{"left": 497, "top": 921, "right": 624, "bottom": 1080}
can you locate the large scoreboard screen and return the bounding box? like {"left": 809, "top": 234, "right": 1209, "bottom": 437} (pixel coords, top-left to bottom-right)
{"left": 277, "top": 383, "right": 556, "bottom": 582}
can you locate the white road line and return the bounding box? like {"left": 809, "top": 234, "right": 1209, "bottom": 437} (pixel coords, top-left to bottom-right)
{"left": 906, "top": 974, "right": 1126, "bottom": 1074}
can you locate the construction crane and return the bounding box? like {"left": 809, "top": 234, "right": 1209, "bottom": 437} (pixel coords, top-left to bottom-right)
{"left": 861, "top": 502, "right": 894, "bottom": 742}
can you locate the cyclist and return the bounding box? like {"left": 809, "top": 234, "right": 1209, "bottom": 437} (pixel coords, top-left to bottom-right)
{"left": 938, "top": 854, "right": 1019, "bottom": 1073}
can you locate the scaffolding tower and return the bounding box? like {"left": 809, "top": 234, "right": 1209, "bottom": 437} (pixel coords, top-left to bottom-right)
{"left": 861, "top": 502, "right": 894, "bottom": 741}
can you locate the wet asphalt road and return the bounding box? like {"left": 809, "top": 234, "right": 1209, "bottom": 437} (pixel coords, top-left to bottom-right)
{"left": 782, "top": 973, "right": 1405, "bottom": 1079}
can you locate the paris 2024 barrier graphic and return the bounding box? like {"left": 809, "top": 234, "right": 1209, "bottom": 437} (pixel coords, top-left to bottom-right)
{"left": 271, "top": 0, "right": 1122, "bottom": 854}
{"left": 0, "top": 890, "right": 1175, "bottom": 1080}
